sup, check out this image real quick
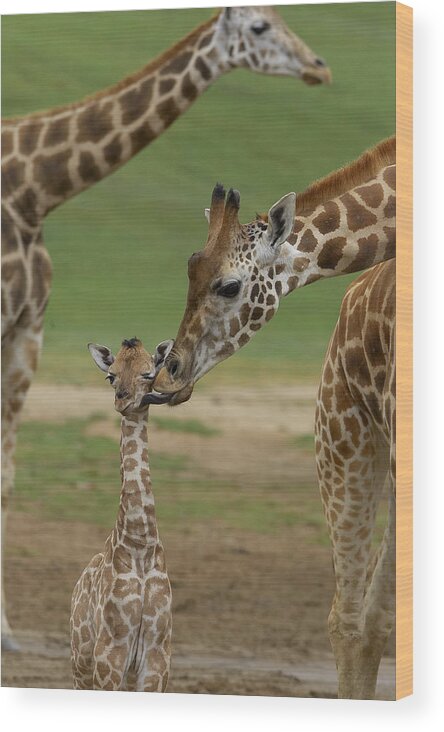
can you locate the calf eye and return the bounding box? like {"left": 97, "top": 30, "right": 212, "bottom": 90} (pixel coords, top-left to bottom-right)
{"left": 251, "top": 21, "right": 270, "bottom": 35}
{"left": 106, "top": 373, "right": 115, "bottom": 384}
{"left": 218, "top": 281, "right": 241, "bottom": 298}
{"left": 142, "top": 372, "right": 155, "bottom": 380}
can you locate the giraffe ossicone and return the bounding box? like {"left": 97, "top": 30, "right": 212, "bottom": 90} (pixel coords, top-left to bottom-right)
{"left": 70, "top": 337, "right": 174, "bottom": 691}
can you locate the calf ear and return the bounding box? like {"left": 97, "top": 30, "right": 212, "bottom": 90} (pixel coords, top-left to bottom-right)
{"left": 204, "top": 208, "right": 211, "bottom": 224}
{"left": 88, "top": 343, "right": 115, "bottom": 372}
{"left": 265, "top": 193, "right": 296, "bottom": 248}
{"left": 154, "top": 339, "right": 174, "bottom": 371}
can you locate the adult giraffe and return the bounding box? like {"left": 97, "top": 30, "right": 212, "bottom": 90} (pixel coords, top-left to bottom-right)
{"left": 1, "top": 6, "right": 330, "bottom": 650}
{"left": 151, "top": 137, "right": 396, "bottom": 699}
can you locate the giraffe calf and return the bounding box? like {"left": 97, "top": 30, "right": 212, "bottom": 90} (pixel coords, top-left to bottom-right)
{"left": 70, "top": 337, "right": 174, "bottom": 691}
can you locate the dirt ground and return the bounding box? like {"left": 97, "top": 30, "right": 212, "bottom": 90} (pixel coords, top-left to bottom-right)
{"left": 2, "top": 382, "right": 395, "bottom": 698}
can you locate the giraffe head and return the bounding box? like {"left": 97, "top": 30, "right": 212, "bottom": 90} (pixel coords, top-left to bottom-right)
{"left": 153, "top": 184, "right": 296, "bottom": 405}
{"left": 88, "top": 337, "right": 174, "bottom": 414}
{"left": 215, "top": 6, "right": 331, "bottom": 84}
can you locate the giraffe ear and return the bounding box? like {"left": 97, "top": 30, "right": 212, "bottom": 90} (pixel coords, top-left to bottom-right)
{"left": 153, "top": 339, "right": 174, "bottom": 372}
{"left": 204, "top": 208, "right": 211, "bottom": 224}
{"left": 88, "top": 343, "right": 115, "bottom": 372}
{"left": 265, "top": 193, "right": 296, "bottom": 249}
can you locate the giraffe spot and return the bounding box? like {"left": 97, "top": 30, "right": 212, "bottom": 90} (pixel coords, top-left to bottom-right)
{"left": 266, "top": 294, "right": 275, "bottom": 306}
{"left": 123, "top": 457, "right": 137, "bottom": 472}
{"left": 119, "top": 79, "right": 153, "bottom": 125}
{"left": 2, "top": 260, "right": 27, "bottom": 311}
{"left": 251, "top": 306, "right": 263, "bottom": 321}
{"left": 130, "top": 122, "right": 157, "bottom": 154}
{"left": 298, "top": 228, "right": 317, "bottom": 253}
{"left": 195, "top": 56, "right": 211, "bottom": 81}
{"left": 76, "top": 102, "right": 114, "bottom": 142}
{"left": 287, "top": 276, "right": 298, "bottom": 292}
{"left": 334, "top": 379, "right": 353, "bottom": 413}
{"left": 384, "top": 195, "right": 396, "bottom": 219}
{"left": 343, "top": 415, "right": 361, "bottom": 448}
{"left": 265, "top": 307, "right": 275, "bottom": 322}
{"left": 305, "top": 273, "right": 322, "bottom": 285}
{"left": 95, "top": 661, "right": 110, "bottom": 681}
{"left": 1, "top": 207, "right": 19, "bottom": 253}
{"left": 342, "top": 234, "right": 379, "bottom": 274}
{"left": 275, "top": 264, "right": 285, "bottom": 276}
{"left": 17, "top": 120, "right": 43, "bottom": 156}
{"left": 161, "top": 51, "right": 193, "bottom": 75}
{"left": 123, "top": 598, "right": 142, "bottom": 625}
{"left": 317, "top": 236, "right": 347, "bottom": 270}
{"left": 383, "top": 165, "right": 396, "bottom": 191}
{"left": 2, "top": 159, "right": 25, "bottom": 194}
{"left": 312, "top": 201, "right": 341, "bottom": 235}
{"left": 251, "top": 283, "right": 260, "bottom": 300}
{"left": 103, "top": 600, "right": 130, "bottom": 640}
{"left": 293, "top": 256, "right": 310, "bottom": 272}
{"left": 355, "top": 182, "right": 384, "bottom": 208}
{"left": 239, "top": 302, "right": 250, "bottom": 327}
{"left": 113, "top": 545, "right": 132, "bottom": 573}
{"left": 15, "top": 187, "right": 39, "bottom": 229}
{"left": 328, "top": 416, "right": 341, "bottom": 443}
{"left": 216, "top": 342, "right": 235, "bottom": 358}
{"left": 43, "top": 116, "right": 70, "bottom": 147}
{"left": 159, "top": 78, "right": 176, "bottom": 95}
{"left": 157, "top": 98, "right": 181, "bottom": 129}
{"left": 238, "top": 332, "right": 250, "bottom": 347}
{"left": 250, "top": 323, "right": 261, "bottom": 331}
{"left": 181, "top": 73, "right": 198, "bottom": 102}
{"left": 275, "top": 281, "right": 282, "bottom": 297}
{"left": 374, "top": 370, "right": 386, "bottom": 394}
{"left": 2, "top": 129, "right": 14, "bottom": 157}
{"left": 33, "top": 150, "right": 73, "bottom": 197}
{"left": 229, "top": 317, "right": 240, "bottom": 336}
{"left": 79, "top": 151, "right": 101, "bottom": 183}
{"left": 345, "top": 345, "right": 371, "bottom": 386}
{"left": 199, "top": 33, "right": 213, "bottom": 49}
{"left": 103, "top": 135, "right": 123, "bottom": 167}
{"left": 364, "top": 318, "right": 385, "bottom": 368}
{"left": 340, "top": 192, "right": 378, "bottom": 232}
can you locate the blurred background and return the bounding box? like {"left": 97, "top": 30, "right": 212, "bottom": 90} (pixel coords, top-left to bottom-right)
{"left": 2, "top": 3, "right": 395, "bottom": 696}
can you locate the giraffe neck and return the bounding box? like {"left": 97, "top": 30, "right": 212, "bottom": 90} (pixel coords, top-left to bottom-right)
{"left": 114, "top": 411, "right": 158, "bottom": 553}
{"left": 10, "top": 13, "right": 229, "bottom": 218}
{"left": 275, "top": 164, "right": 396, "bottom": 297}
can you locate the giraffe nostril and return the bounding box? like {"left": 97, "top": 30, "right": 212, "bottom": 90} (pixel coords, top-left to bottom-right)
{"left": 314, "top": 57, "right": 326, "bottom": 68}
{"left": 116, "top": 390, "right": 128, "bottom": 400}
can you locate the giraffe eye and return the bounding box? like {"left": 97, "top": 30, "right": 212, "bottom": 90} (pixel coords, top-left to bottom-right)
{"left": 251, "top": 21, "right": 270, "bottom": 35}
{"left": 142, "top": 372, "right": 155, "bottom": 380}
{"left": 106, "top": 373, "right": 115, "bottom": 384}
{"left": 218, "top": 281, "right": 241, "bottom": 298}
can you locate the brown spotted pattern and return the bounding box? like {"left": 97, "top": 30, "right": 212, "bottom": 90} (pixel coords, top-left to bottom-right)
{"left": 1, "top": 6, "right": 330, "bottom": 650}
{"left": 153, "top": 159, "right": 396, "bottom": 403}
{"left": 315, "top": 260, "right": 395, "bottom": 699}
{"left": 71, "top": 341, "right": 172, "bottom": 691}
{"left": 152, "top": 143, "right": 396, "bottom": 700}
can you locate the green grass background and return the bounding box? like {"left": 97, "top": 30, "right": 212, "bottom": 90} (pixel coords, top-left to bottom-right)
{"left": 2, "top": 2, "right": 395, "bottom": 386}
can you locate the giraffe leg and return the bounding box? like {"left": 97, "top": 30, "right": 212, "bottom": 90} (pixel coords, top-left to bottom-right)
{"left": 1, "top": 320, "right": 43, "bottom": 651}
{"left": 315, "top": 396, "right": 390, "bottom": 699}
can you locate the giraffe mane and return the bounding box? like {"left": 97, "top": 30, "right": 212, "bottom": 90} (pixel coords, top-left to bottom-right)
{"left": 3, "top": 12, "right": 220, "bottom": 124}
{"left": 257, "top": 136, "right": 396, "bottom": 222}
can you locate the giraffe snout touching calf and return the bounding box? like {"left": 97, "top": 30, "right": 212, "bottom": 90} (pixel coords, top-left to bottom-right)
{"left": 70, "top": 337, "right": 174, "bottom": 691}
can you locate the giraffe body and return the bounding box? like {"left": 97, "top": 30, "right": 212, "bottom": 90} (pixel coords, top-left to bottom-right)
{"left": 316, "top": 260, "right": 395, "bottom": 699}
{"left": 1, "top": 6, "right": 330, "bottom": 649}
{"left": 151, "top": 138, "right": 396, "bottom": 698}
{"left": 71, "top": 338, "right": 173, "bottom": 691}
